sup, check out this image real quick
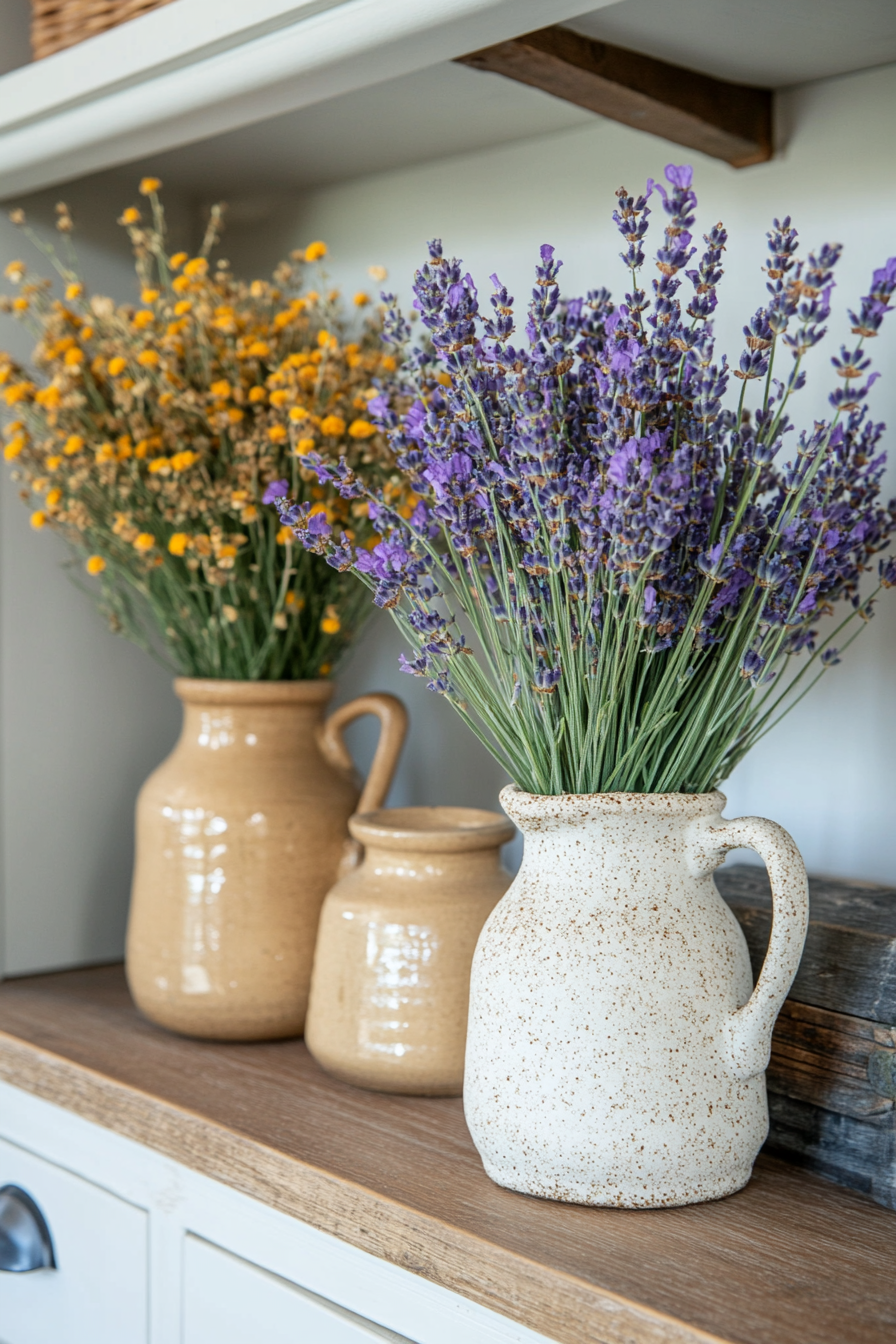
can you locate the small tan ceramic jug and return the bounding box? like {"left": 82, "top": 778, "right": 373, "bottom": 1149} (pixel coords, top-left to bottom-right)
{"left": 305, "top": 806, "right": 515, "bottom": 1095}
{"left": 126, "top": 679, "right": 407, "bottom": 1041}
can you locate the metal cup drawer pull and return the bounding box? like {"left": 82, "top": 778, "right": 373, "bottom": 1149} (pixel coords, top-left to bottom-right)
{"left": 0, "top": 1185, "right": 56, "bottom": 1272}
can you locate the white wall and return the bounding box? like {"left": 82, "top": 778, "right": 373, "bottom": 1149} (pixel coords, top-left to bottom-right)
{"left": 1, "top": 62, "right": 895, "bottom": 980}
{"left": 225, "top": 60, "right": 896, "bottom": 883}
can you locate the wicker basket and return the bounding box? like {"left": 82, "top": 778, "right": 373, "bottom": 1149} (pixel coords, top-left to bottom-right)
{"left": 31, "top": 0, "right": 174, "bottom": 60}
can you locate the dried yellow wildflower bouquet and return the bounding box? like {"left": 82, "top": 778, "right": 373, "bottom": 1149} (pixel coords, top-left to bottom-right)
{"left": 0, "top": 179, "right": 403, "bottom": 680}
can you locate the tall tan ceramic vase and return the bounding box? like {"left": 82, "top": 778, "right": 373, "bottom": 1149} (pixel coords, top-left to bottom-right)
{"left": 126, "top": 679, "right": 407, "bottom": 1041}
{"left": 305, "top": 806, "right": 515, "bottom": 1095}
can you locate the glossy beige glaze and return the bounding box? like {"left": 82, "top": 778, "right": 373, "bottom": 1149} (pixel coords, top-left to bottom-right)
{"left": 306, "top": 806, "right": 515, "bottom": 1095}
{"left": 126, "top": 679, "right": 407, "bottom": 1041}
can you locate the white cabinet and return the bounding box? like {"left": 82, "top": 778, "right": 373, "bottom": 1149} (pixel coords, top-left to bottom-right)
{"left": 183, "top": 1236, "right": 410, "bottom": 1343}
{"left": 0, "top": 1083, "right": 552, "bottom": 1344}
{"left": 0, "top": 1136, "right": 148, "bottom": 1344}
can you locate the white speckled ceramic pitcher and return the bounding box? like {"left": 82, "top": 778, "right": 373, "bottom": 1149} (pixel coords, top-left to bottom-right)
{"left": 464, "top": 787, "right": 809, "bottom": 1209}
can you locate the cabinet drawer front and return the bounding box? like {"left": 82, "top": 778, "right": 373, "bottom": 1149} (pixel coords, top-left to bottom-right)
{"left": 0, "top": 1136, "right": 147, "bottom": 1344}
{"left": 184, "top": 1235, "right": 414, "bottom": 1344}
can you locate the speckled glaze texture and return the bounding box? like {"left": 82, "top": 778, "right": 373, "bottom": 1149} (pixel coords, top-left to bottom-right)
{"left": 464, "top": 787, "right": 809, "bottom": 1208}
{"left": 126, "top": 679, "right": 406, "bottom": 1041}
{"left": 307, "top": 806, "right": 514, "bottom": 1095}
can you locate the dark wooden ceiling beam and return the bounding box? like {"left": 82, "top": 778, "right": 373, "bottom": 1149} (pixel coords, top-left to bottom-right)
{"left": 456, "top": 26, "right": 772, "bottom": 169}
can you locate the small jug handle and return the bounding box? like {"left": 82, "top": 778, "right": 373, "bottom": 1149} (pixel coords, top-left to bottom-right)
{"left": 318, "top": 692, "right": 408, "bottom": 816}
{"left": 688, "top": 814, "right": 809, "bottom": 1081}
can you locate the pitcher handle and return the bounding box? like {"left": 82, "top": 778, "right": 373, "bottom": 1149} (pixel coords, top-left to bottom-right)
{"left": 688, "top": 814, "right": 809, "bottom": 1082}
{"left": 318, "top": 693, "right": 408, "bottom": 816}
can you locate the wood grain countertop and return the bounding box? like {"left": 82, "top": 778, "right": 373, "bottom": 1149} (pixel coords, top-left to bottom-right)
{"left": 0, "top": 964, "right": 892, "bottom": 1344}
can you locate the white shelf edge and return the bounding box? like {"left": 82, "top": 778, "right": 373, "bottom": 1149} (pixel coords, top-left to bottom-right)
{"left": 0, "top": 0, "right": 345, "bottom": 130}
{"left": 0, "top": 0, "right": 618, "bottom": 199}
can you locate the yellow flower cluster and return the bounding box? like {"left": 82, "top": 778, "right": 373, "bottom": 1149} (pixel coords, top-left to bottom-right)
{"left": 0, "top": 184, "right": 406, "bottom": 680}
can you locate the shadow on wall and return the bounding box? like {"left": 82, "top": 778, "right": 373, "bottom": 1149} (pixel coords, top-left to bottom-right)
{"left": 0, "top": 476, "right": 181, "bottom": 976}
{"left": 0, "top": 177, "right": 200, "bottom": 977}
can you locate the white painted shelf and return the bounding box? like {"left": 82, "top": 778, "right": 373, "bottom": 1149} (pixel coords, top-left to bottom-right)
{"left": 0, "top": 0, "right": 609, "bottom": 198}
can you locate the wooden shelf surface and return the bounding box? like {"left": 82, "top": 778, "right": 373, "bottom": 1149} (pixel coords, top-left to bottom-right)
{"left": 0, "top": 964, "right": 892, "bottom": 1344}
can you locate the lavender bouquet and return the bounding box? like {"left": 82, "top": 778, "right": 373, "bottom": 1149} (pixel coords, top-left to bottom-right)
{"left": 277, "top": 165, "right": 896, "bottom": 796}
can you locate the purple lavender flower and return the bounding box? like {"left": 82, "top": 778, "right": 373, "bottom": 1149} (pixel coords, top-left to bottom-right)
{"left": 849, "top": 257, "right": 896, "bottom": 337}
{"left": 262, "top": 479, "right": 289, "bottom": 505}
{"left": 880, "top": 557, "right": 896, "bottom": 588}
{"left": 740, "top": 649, "right": 766, "bottom": 681}
{"left": 308, "top": 511, "right": 331, "bottom": 535}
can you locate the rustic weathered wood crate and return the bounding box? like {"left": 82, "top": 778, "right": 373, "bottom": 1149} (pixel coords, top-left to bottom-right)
{"left": 717, "top": 864, "right": 896, "bottom": 1209}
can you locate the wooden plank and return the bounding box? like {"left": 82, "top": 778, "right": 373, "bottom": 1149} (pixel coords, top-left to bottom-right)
{"left": 768, "top": 1000, "right": 896, "bottom": 1119}
{"left": 456, "top": 26, "right": 772, "bottom": 169}
{"left": 719, "top": 869, "right": 896, "bottom": 1209}
{"left": 0, "top": 965, "right": 894, "bottom": 1344}
{"left": 766, "top": 1093, "right": 896, "bottom": 1211}
{"left": 718, "top": 865, "right": 896, "bottom": 1022}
